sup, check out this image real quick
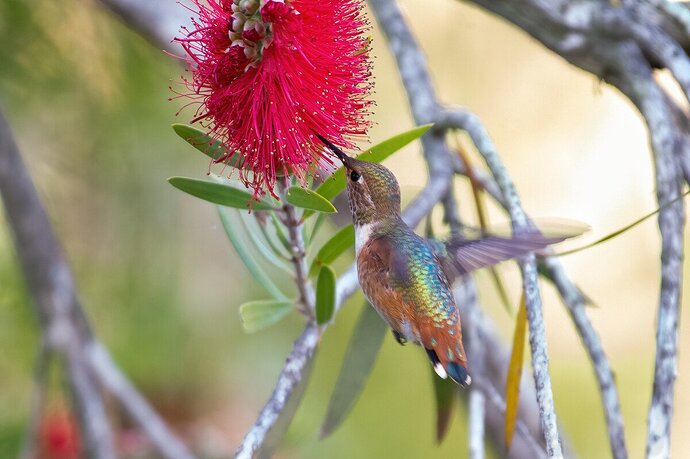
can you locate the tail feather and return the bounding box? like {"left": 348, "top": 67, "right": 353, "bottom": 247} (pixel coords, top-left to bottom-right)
{"left": 426, "top": 348, "right": 471, "bottom": 388}
{"left": 445, "top": 362, "right": 472, "bottom": 388}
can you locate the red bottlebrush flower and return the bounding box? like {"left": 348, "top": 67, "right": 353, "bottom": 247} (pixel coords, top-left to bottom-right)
{"left": 39, "top": 408, "right": 81, "bottom": 459}
{"left": 175, "top": 0, "right": 374, "bottom": 198}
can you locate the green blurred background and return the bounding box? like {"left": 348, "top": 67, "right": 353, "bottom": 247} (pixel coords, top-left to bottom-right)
{"left": 1, "top": 0, "right": 688, "bottom": 457}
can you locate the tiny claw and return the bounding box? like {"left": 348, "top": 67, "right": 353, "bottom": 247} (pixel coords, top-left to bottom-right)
{"left": 392, "top": 330, "right": 407, "bottom": 346}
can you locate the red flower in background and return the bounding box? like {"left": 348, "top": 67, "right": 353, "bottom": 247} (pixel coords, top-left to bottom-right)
{"left": 175, "top": 0, "right": 373, "bottom": 197}
{"left": 39, "top": 408, "right": 81, "bottom": 459}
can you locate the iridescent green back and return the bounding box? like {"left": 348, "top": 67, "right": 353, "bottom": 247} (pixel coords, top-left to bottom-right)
{"left": 378, "top": 221, "right": 458, "bottom": 329}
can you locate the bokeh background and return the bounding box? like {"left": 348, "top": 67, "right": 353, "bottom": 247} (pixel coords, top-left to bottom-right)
{"left": 1, "top": 0, "right": 689, "bottom": 457}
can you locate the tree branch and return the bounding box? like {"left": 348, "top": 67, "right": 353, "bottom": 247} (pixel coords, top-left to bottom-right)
{"left": 458, "top": 1, "right": 688, "bottom": 457}
{"left": 235, "top": 323, "right": 319, "bottom": 459}
{"left": 0, "top": 107, "right": 194, "bottom": 459}
{"left": 604, "top": 44, "right": 687, "bottom": 459}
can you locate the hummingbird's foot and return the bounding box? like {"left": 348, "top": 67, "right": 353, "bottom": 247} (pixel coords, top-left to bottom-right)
{"left": 392, "top": 330, "right": 407, "bottom": 346}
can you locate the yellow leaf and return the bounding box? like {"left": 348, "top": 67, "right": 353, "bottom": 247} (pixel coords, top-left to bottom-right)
{"left": 505, "top": 293, "right": 528, "bottom": 449}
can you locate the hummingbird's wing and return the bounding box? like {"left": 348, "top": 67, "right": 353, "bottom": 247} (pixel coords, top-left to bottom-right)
{"left": 440, "top": 231, "right": 570, "bottom": 277}
{"left": 357, "top": 233, "right": 471, "bottom": 387}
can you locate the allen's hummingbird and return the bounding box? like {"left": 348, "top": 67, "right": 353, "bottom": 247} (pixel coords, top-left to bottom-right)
{"left": 316, "top": 134, "right": 572, "bottom": 387}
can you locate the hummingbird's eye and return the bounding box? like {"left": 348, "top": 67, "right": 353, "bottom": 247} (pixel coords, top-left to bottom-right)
{"left": 350, "top": 170, "right": 361, "bottom": 182}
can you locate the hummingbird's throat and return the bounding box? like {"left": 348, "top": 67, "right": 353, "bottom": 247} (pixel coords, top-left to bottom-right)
{"left": 354, "top": 223, "right": 374, "bottom": 257}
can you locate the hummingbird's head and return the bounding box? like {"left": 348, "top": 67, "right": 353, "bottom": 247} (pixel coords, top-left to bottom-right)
{"left": 315, "top": 134, "right": 401, "bottom": 226}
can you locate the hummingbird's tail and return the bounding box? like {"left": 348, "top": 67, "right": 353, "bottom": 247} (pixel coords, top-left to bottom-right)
{"left": 426, "top": 348, "right": 472, "bottom": 388}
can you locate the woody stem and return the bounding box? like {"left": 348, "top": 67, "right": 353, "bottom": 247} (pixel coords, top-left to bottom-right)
{"left": 283, "top": 203, "right": 315, "bottom": 319}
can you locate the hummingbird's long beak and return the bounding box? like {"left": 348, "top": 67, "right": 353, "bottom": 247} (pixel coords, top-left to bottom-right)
{"left": 313, "top": 132, "right": 350, "bottom": 165}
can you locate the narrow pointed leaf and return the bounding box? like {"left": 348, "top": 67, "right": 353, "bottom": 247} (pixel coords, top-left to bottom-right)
{"left": 321, "top": 304, "right": 388, "bottom": 438}
{"left": 556, "top": 189, "right": 689, "bottom": 256}
{"left": 239, "top": 300, "right": 294, "bottom": 333}
{"left": 218, "top": 207, "right": 288, "bottom": 301}
{"left": 172, "top": 124, "right": 245, "bottom": 168}
{"left": 315, "top": 266, "right": 336, "bottom": 325}
{"left": 169, "top": 177, "right": 277, "bottom": 210}
{"left": 257, "top": 218, "right": 292, "bottom": 260}
{"left": 286, "top": 186, "right": 337, "bottom": 213}
{"left": 239, "top": 212, "right": 292, "bottom": 274}
{"left": 313, "top": 123, "right": 434, "bottom": 206}
{"left": 306, "top": 212, "right": 328, "bottom": 247}
{"left": 432, "top": 366, "right": 457, "bottom": 443}
{"left": 505, "top": 293, "right": 528, "bottom": 449}
{"left": 309, "top": 225, "right": 355, "bottom": 277}
{"left": 270, "top": 212, "right": 293, "bottom": 252}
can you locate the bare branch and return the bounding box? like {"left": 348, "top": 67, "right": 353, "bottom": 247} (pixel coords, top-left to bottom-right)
{"left": 96, "top": 0, "right": 188, "bottom": 54}
{"left": 88, "top": 343, "right": 195, "bottom": 459}
{"left": 235, "top": 323, "right": 319, "bottom": 459}
{"left": 0, "top": 107, "right": 195, "bottom": 459}
{"left": 283, "top": 203, "right": 315, "bottom": 317}
{"left": 0, "top": 107, "right": 116, "bottom": 459}
{"left": 462, "top": 281, "right": 487, "bottom": 459}
{"left": 603, "top": 44, "right": 687, "bottom": 459}
{"left": 468, "top": 389, "right": 486, "bottom": 459}
{"left": 443, "top": 43, "right": 566, "bottom": 459}
{"left": 455, "top": 282, "right": 550, "bottom": 459}
{"left": 456, "top": 1, "right": 689, "bottom": 456}
{"left": 539, "top": 257, "right": 627, "bottom": 459}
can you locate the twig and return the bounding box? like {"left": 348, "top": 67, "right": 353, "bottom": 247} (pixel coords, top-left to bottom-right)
{"left": 443, "top": 100, "right": 628, "bottom": 458}
{"left": 0, "top": 107, "right": 117, "bottom": 459}
{"left": 441, "top": 95, "right": 565, "bottom": 459}
{"left": 468, "top": 390, "right": 486, "bottom": 459}
{"left": 455, "top": 282, "right": 549, "bottom": 459}
{"left": 235, "top": 323, "right": 319, "bottom": 459}
{"left": 539, "top": 257, "right": 627, "bottom": 459}
{"left": 96, "top": 0, "right": 188, "bottom": 54}
{"left": 595, "top": 8, "right": 690, "bottom": 104}
{"left": 283, "top": 203, "right": 315, "bottom": 317}
{"left": 64, "top": 346, "right": 116, "bottom": 459}
{"left": 88, "top": 343, "right": 195, "bottom": 459}
{"left": 462, "top": 280, "right": 487, "bottom": 459}
{"left": 0, "top": 107, "right": 195, "bottom": 459}
{"left": 604, "top": 44, "right": 687, "bottom": 459}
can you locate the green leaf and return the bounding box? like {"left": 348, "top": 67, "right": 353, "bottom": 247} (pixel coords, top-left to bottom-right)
{"left": 270, "top": 211, "right": 292, "bottom": 252}
{"left": 218, "top": 207, "right": 288, "bottom": 301}
{"left": 315, "top": 265, "right": 336, "bottom": 325}
{"left": 505, "top": 293, "right": 528, "bottom": 449}
{"left": 169, "top": 177, "right": 277, "bottom": 210}
{"left": 432, "top": 366, "right": 457, "bottom": 443}
{"left": 321, "top": 304, "right": 388, "bottom": 438}
{"left": 239, "top": 212, "right": 292, "bottom": 274}
{"left": 239, "top": 300, "right": 294, "bottom": 333}
{"left": 286, "top": 186, "right": 337, "bottom": 213}
{"left": 309, "top": 225, "right": 355, "bottom": 277}
{"left": 172, "top": 124, "right": 244, "bottom": 168}
{"left": 306, "top": 212, "right": 327, "bottom": 247}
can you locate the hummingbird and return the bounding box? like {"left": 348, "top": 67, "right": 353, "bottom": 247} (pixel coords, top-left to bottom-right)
{"left": 315, "top": 134, "right": 573, "bottom": 387}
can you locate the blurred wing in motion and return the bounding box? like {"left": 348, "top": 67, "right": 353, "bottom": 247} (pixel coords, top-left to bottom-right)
{"left": 439, "top": 222, "right": 587, "bottom": 277}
